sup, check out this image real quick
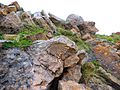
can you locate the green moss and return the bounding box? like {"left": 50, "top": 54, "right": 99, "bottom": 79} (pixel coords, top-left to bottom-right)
{"left": 96, "top": 34, "right": 120, "bottom": 43}
{"left": 54, "top": 28, "right": 91, "bottom": 51}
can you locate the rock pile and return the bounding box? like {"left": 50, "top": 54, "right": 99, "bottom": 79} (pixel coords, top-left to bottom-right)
{"left": 0, "top": 1, "right": 120, "bottom": 90}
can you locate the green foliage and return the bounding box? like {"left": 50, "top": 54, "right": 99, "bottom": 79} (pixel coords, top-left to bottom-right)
{"left": 2, "top": 34, "right": 32, "bottom": 49}
{"left": 92, "top": 60, "right": 101, "bottom": 69}
{"left": 54, "top": 28, "right": 91, "bottom": 51}
{"left": 20, "top": 25, "right": 45, "bottom": 36}
{"left": 2, "top": 25, "right": 45, "bottom": 49}
{"left": 0, "top": 32, "right": 4, "bottom": 39}
{"left": 81, "top": 62, "right": 95, "bottom": 84}
{"left": 96, "top": 34, "right": 120, "bottom": 43}
{"left": 81, "top": 61, "right": 101, "bottom": 84}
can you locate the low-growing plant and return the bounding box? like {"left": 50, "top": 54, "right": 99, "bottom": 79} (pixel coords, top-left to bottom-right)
{"left": 96, "top": 34, "right": 120, "bottom": 43}
{"left": 2, "top": 34, "right": 33, "bottom": 49}
{"left": 2, "top": 25, "right": 45, "bottom": 49}
{"left": 54, "top": 28, "right": 91, "bottom": 51}
{"left": 20, "top": 25, "right": 45, "bottom": 36}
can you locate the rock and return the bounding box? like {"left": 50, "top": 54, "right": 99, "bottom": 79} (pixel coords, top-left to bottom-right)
{"left": 89, "top": 82, "right": 115, "bottom": 90}
{"left": 62, "top": 65, "right": 82, "bottom": 82}
{"left": 21, "top": 11, "right": 36, "bottom": 26}
{"left": 33, "top": 13, "right": 53, "bottom": 33}
{"left": 78, "top": 21, "right": 99, "bottom": 36}
{"left": 58, "top": 80, "right": 92, "bottom": 90}
{"left": 9, "top": 1, "right": 21, "bottom": 11}
{"left": 27, "top": 36, "right": 78, "bottom": 89}
{"left": 97, "top": 67, "right": 120, "bottom": 86}
{"left": 49, "top": 36, "right": 77, "bottom": 49}
{"left": 0, "top": 12, "right": 22, "bottom": 34}
{"left": 0, "top": 48, "right": 33, "bottom": 90}
{"left": 82, "top": 33, "right": 92, "bottom": 40}
{"left": 86, "top": 67, "right": 120, "bottom": 90}
{"left": 48, "top": 13, "right": 66, "bottom": 27}
{"left": 66, "top": 14, "right": 84, "bottom": 26}
{"left": 7, "top": 6, "right": 17, "bottom": 13}
{"left": 4, "top": 34, "right": 17, "bottom": 40}
{"left": 64, "top": 54, "right": 79, "bottom": 67}
{"left": 41, "top": 10, "right": 57, "bottom": 33}
{"left": 70, "top": 28, "right": 79, "bottom": 34}
{"left": 115, "top": 41, "right": 120, "bottom": 50}
{"left": 93, "top": 44, "right": 120, "bottom": 79}
{"left": 26, "top": 33, "right": 48, "bottom": 41}
{"left": 0, "top": 8, "right": 7, "bottom": 15}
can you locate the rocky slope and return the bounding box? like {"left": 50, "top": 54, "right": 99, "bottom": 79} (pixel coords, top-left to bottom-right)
{"left": 0, "top": 1, "right": 120, "bottom": 90}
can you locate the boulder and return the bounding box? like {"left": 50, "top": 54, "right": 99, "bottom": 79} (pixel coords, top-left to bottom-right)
{"left": 49, "top": 13, "right": 66, "bottom": 27}
{"left": 78, "top": 21, "right": 99, "bottom": 36}
{"left": 0, "top": 12, "right": 22, "bottom": 34}
{"left": 41, "top": 10, "right": 57, "bottom": 33}
{"left": 66, "top": 14, "right": 84, "bottom": 26}
{"left": 27, "top": 36, "right": 79, "bottom": 89}
{"left": 7, "top": 6, "right": 17, "bottom": 13}
{"left": 62, "top": 65, "right": 82, "bottom": 82}
{"left": 33, "top": 13, "right": 53, "bottom": 34}
{"left": 21, "top": 11, "right": 36, "bottom": 26}
{"left": 93, "top": 44, "right": 120, "bottom": 79}
{"left": 9, "top": 1, "right": 21, "bottom": 11}
{"left": 0, "top": 8, "right": 7, "bottom": 15}
{"left": 0, "top": 48, "right": 33, "bottom": 90}
{"left": 58, "top": 80, "right": 92, "bottom": 90}
{"left": 26, "top": 33, "right": 48, "bottom": 41}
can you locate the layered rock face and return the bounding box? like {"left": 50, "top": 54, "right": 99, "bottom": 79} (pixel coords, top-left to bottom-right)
{"left": 0, "top": 1, "right": 120, "bottom": 90}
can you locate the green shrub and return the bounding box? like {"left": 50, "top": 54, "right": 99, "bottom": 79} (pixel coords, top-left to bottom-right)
{"left": 20, "top": 25, "right": 45, "bottom": 36}
{"left": 2, "top": 35, "right": 33, "bottom": 49}
{"left": 54, "top": 28, "right": 91, "bottom": 51}
{"left": 96, "top": 34, "right": 120, "bottom": 43}
{"left": 2, "top": 25, "right": 45, "bottom": 49}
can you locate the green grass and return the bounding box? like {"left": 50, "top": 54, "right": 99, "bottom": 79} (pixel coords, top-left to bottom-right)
{"left": 54, "top": 28, "right": 91, "bottom": 51}
{"left": 20, "top": 25, "right": 45, "bottom": 36}
{"left": 92, "top": 60, "right": 101, "bottom": 69}
{"left": 96, "top": 34, "right": 120, "bottom": 43}
{"left": 2, "top": 25, "right": 45, "bottom": 49}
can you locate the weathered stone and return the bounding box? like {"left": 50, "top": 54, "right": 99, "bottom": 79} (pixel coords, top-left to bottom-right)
{"left": 78, "top": 21, "right": 99, "bottom": 36}
{"left": 86, "top": 67, "right": 120, "bottom": 90}
{"left": 41, "top": 10, "right": 57, "bottom": 33}
{"left": 26, "top": 33, "right": 48, "bottom": 41}
{"left": 93, "top": 44, "right": 120, "bottom": 79}
{"left": 64, "top": 54, "right": 79, "bottom": 67}
{"left": 49, "top": 13, "right": 65, "bottom": 27}
{"left": 4, "top": 34, "right": 17, "bottom": 40}
{"left": 9, "top": 1, "right": 21, "bottom": 11}
{"left": 0, "top": 8, "right": 7, "bottom": 15}
{"left": 66, "top": 14, "right": 84, "bottom": 26}
{"left": 62, "top": 65, "right": 82, "bottom": 82}
{"left": 0, "top": 12, "right": 22, "bottom": 34}
{"left": 21, "top": 11, "right": 36, "bottom": 25}
{"left": 33, "top": 15, "right": 52, "bottom": 33}
{"left": 58, "top": 80, "right": 92, "bottom": 90}
{"left": 27, "top": 36, "right": 78, "bottom": 89}
{"left": 0, "top": 48, "right": 33, "bottom": 90}
{"left": 7, "top": 6, "right": 17, "bottom": 13}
